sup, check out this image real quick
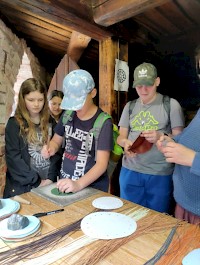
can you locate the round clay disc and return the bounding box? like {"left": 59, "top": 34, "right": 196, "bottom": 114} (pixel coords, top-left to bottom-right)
{"left": 51, "top": 188, "right": 73, "bottom": 196}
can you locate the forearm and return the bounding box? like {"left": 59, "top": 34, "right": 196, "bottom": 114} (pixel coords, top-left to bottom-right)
{"left": 77, "top": 163, "right": 107, "bottom": 190}
{"left": 117, "top": 135, "right": 129, "bottom": 148}
{"left": 76, "top": 151, "right": 109, "bottom": 190}
{"left": 48, "top": 140, "right": 60, "bottom": 156}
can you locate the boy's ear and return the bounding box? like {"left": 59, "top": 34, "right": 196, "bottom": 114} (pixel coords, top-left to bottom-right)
{"left": 155, "top": 77, "right": 160, "bottom": 87}
{"left": 91, "top": 88, "right": 97, "bottom": 98}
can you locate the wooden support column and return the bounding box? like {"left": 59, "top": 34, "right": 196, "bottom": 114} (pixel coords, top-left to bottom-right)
{"left": 99, "top": 38, "right": 117, "bottom": 118}
{"left": 99, "top": 38, "right": 128, "bottom": 124}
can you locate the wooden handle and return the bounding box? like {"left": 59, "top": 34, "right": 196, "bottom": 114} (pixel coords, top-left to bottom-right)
{"left": 13, "top": 196, "right": 31, "bottom": 205}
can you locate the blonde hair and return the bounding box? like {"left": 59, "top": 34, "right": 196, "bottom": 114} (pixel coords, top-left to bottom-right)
{"left": 15, "top": 78, "right": 49, "bottom": 143}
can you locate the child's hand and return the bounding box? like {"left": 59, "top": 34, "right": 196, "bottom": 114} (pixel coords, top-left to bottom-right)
{"left": 41, "top": 145, "right": 51, "bottom": 159}
{"left": 57, "top": 178, "right": 81, "bottom": 193}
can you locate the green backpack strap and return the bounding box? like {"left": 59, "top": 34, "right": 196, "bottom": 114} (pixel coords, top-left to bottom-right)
{"left": 85, "top": 112, "right": 112, "bottom": 160}
{"left": 62, "top": 110, "right": 74, "bottom": 125}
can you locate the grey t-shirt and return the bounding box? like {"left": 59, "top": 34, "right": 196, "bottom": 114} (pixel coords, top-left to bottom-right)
{"left": 118, "top": 93, "right": 185, "bottom": 175}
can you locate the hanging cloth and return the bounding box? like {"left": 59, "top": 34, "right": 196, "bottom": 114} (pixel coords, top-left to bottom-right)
{"left": 114, "top": 59, "right": 129, "bottom": 91}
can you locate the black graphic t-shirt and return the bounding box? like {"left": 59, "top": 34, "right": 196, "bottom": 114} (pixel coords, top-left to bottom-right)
{"left": 54, "top": 108, "right": 113, "bottom": 191}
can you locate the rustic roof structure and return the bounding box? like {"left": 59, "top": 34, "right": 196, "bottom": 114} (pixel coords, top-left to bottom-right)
{"left": 0, "top": 0, "right": 199, "bottom": 73}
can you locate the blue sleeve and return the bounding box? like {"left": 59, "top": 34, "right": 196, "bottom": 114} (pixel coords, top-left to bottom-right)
{"left": 191, "top": 152, "right": 200, "bottom": 176}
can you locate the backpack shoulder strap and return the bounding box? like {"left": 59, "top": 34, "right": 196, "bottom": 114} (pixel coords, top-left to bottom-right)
{"left": 85, "top": 111, "right": 112, "bottom": 161}
{"left": 62, "top": 110, "right": 74, "bottom": 125}
{"left": 162, "top": 95, "right": 171, "bottom": 118}
{"left": 129, "top": 99, "right": 137, "bottom": 117}
{"left": 93, "top": 112, "right": 112, "bottom": 138}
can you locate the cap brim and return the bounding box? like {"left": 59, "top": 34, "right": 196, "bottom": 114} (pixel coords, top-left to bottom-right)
{"left": 133, "top": 79, "right": 155, "bottom": 88}
{"left": 60, "top": 95, "right": 86, "bottom": 110}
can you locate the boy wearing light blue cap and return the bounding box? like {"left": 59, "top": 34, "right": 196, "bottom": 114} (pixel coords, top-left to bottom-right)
{"left": 42, "top": 69, "right": 113, "bottom": 193}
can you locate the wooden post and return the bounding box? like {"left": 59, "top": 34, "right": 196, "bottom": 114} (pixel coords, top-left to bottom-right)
{"left": 99, "top": 38, "right": 128, "bottom": 195}
{"left": 99, "top": 38, "right": 128, "bottom": 124}
{"left": 99, "top": 38, "right": 118, "bottom": 123}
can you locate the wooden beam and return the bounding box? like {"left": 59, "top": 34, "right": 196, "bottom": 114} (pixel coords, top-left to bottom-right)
{"left": 93, "top": 0, "right": 170, "bottom": 26}
{"left": 99, "top": 38, "right": 128, "bottom": 122}
{"left": 0, "top": 0, "right": 112, "bottom": 41}
{"left": 67, "top": 31, "right": 91, "bottom": 63}
{"left": 99, "top": 38, "right": 117, "bottom": 116}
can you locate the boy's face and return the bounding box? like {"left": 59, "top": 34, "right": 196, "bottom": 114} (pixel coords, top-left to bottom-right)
{"left": 76, "top": 89, "right": 96, "bottom": 113}
{"left": 135, "top": 77, "right": 160, "bottom": 104}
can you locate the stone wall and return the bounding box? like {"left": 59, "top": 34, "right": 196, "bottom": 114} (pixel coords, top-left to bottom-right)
{"left": 0, "top": 19, "right": 47, "bottom": 197}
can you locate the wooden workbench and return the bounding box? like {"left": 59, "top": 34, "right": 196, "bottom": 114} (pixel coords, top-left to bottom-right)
{"left": 0, "top": 190, "right": 200, "bottom": 265}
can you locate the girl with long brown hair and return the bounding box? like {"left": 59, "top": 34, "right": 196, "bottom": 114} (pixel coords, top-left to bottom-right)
{"left": 4, "top": 78, "right": 56, "bottom": 198}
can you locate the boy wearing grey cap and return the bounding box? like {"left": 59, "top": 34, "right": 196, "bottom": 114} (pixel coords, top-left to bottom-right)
{"left": 42, "top": 69, "right": 113, "bottom": 193}
{"left": 117, "top": 62, "right": 184, "bottom": 213}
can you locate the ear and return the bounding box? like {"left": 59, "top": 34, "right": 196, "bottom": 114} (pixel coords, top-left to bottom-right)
{"left": 155, "top": 77, "right": 160, "bottom": 87}
{"left": 91, "top": 88, "right": 97, "bottom": 98}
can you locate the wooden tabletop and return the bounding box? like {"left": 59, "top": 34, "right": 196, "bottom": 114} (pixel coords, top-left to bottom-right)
{"left": 0, "top": 190, "right": 200, "bottom": 265}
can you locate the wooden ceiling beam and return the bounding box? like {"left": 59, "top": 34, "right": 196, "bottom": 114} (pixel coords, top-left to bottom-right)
{"left": 92, "top": 0, "right": 170, "bottom": 26}
{"left": 0, "top": 0, "right": 112, "bottom": 41}
{"left": 67, "top": 31, "right": 91, "bottom": 63}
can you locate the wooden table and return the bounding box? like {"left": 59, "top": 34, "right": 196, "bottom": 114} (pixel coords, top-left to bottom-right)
{"left": 0, "top": 190, "right": 200, "bottom": 265}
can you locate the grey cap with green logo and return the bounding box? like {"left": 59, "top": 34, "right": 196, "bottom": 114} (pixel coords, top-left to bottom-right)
{"left": 133, "top": 62, "right": 157, "bottom": 88}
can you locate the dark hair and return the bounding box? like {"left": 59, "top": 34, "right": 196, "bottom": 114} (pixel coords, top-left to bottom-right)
{"left": 47, "top": 90, "right": 64, "bottom": 101}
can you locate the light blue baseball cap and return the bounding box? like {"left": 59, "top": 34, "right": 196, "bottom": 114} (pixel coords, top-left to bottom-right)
{"left": 60, "top": 69, "right": 95, "bottom": 110}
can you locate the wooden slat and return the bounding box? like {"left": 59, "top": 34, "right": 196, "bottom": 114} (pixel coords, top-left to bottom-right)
{"left": 0, "top": 0, "right": 112, "bottom": 41}
{"left": 67, "top": 31, "right": 91, "bottom": 63}
{"left": 48, "top": 54, "right": 79, "bottom": 94}
{"left": 175, "top": 0, "right": 200, "bottom": 24}
{"left": 1, "top": 7, "right": 72, "bottom": 36}
{"left": 92, "top": 0, "right": 170, "bottom": 26}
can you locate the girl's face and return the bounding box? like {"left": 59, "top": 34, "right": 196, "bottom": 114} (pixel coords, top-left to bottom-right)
{"left": 24, "top": 91, "right": 45, "bottom": 117}
{"left": 48, "top": 96, "right": 63, "bottom": 119}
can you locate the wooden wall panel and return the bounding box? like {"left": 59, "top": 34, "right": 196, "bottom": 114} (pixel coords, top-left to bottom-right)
{"left": 48, "top": 54, "right": 79, "bottom": 93}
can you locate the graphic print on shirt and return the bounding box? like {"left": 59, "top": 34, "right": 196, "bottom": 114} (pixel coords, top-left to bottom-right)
{"left": 28, "top": 127, "right": 50, "bottom": 179}
{"left": 60, "top": 124, "right": 94, "bottom": 180}
{"left": 130, "top": 110, "right": 159, "bottom": 131}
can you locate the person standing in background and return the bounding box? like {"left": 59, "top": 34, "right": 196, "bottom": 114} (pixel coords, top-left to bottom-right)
{"left": 48, "top": 90, "right": 64, "bottom": 123}
{"left": 117, "top": 62, "right": 184, "bottom": 213}
{"left": 4, "top": 78, "right": 57, "bottom": 198}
